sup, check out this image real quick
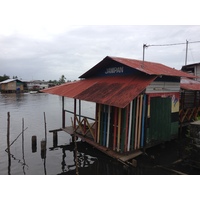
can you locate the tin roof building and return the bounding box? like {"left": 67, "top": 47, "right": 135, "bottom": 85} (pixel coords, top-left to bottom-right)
{"left": 43, "top": 56, "right": 194, "bottom": 164}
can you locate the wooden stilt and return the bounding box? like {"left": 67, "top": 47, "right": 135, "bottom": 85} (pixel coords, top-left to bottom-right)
{"left": 32, "top": 135, "right": 37, "bottom": 153}
{"left": 62, "top": 96, "right": 65, "bottom": 128}
{"left": 7, "top": 112, "right": 11, "bottom": 175}
{"left": 74, "top": 99, "right": 77, "bottom": 130}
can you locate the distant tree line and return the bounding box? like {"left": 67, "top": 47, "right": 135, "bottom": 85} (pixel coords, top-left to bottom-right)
{"left": 0, "top": 74, "right": 72, "bottom": 84}
{"left": 0, "top": 74, "right": 10, "bottom": 82}
{"left": 48, "top": 75, "right": 72, "bottom": 85}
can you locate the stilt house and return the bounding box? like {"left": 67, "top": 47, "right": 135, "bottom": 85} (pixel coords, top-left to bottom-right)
{"left": 180, "top": 77, "right": 200, "bottom": 124}
{"left": 0, "top": 79, "right": 24, "bottom": 93}
{"left": 43, "top": 56, "right": 194, "bottom": 159}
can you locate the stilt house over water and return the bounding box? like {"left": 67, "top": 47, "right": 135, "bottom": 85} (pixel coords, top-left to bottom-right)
{"left": 180, "top": 63, "right": 200, "bottom": 125}
{"left": 43, "top": 56, "right": 194, "bottom": 162}
{"left": 0, "top": 79, "right": 24, "bottom": 93}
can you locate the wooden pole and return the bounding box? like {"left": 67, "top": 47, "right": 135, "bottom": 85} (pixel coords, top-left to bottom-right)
{"left": 22, "top": 118, "right": 26, "bottom": 174}
{"left": 62, "top": 96, "right": 65, "bottom": 128}
{"left": 7, "top": 112, "right": 11, "bottom": 175}
{"left": 41, "top": 140, "right": 46, "bottom": 159}
{"left": 74, "top": 99, "right": 77, "bottom": 130}
{"left": 74, "top": 131, "right": 79, "bottom": 175}
{"left": 32, "top": 135, "right": 37, "bottom": 153}
{"left": 79, "top": 99, "right": 81, "bottom": 122}
{"left": 7, "top": 112, "right": 10, "bottom": 155}
{"left": 44, "top": 112, "right": 47, "bottom": 143}
{"left": 53, "top": 131, "right": 58, "bottom": 147}
{"left": 22, "top": 118, "right": 24, "bottom": 152}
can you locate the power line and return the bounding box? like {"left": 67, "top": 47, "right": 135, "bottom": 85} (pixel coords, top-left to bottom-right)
{"left": 143, "top": 40, "right": 200, "bottom": 66}
{"left": 144, "top": 40, "right": 200, "bottom": 48}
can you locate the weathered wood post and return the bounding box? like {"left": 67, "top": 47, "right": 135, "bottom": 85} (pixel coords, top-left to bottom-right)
{"left": 32, "top": 135, "right": 37, "bottom": 153}
{"left": 7, "top": 112, "right": 11, "bottom": 175}
{"left": 62, "top": 96, "right": 65, "bottom": 128}
{"left": 53, "top": 131, "right": 58, "bottom": 147}
{"left": 41, "top": 140, "right": 46, "bottom": 159}
{"left": 44, "top": 112, "right": 47, "bottom": 142}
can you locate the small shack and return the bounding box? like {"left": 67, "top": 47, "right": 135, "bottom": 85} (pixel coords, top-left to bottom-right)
{"left": 43, "top": 56, "right": 194, "bottom": 163}
{"left": 182, "top": 62, "right": 200, "bottom": 81}
{"left": 180, "top": 77, "right": 200, "bottom": 125}
{"left": 0, "top": 79, "right": 24, "bottom": 93}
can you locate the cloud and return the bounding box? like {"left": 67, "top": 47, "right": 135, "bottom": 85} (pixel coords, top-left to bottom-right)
{"left": 0, "top": 25, "right": 200, "bottom": 81}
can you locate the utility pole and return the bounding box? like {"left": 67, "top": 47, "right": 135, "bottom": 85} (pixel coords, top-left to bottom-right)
{"left": 142, "top": 44, "right": 148, "bottom": 67}
{"left": 185, "top": 40, "right": 188, "bottom": 65}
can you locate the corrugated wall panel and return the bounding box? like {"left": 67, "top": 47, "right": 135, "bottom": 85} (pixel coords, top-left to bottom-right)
{"left": 146, "top": 81, "right": 180, "bottom": 93}
{"left": 148, "top": 97, "right": 171, "bottom": 142}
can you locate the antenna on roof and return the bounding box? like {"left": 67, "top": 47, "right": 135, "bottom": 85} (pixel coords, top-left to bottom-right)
{"left": 142, "top": 44, "right": 148, "bottom": 68}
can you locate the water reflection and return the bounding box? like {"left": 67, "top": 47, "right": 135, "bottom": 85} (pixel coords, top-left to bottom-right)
{"left": 5, "top": 133, "right": 29, "bottom": 175}
{"left": 48, "top": 141, "right": 137, "bottom": 175}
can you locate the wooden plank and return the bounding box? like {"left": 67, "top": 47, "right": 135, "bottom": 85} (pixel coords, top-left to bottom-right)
{"left": 97, "top": 104, "right": 101, "bottom": 143}
{"left": 141, "top": 94, "right": 146, "bottom": 147}
{"left": 113, "top": 107, "right": 118, "bottom": 150}
{"left": 103, "top": 105, "right": 107, "bottom": 146}
{"left": 127, "top": 101, "right": 133, "bottom": 151}
{"left": 134, "top": 96, "right": 139, "bottom": 149}
{"left": 117, "top": 108, "right": 122, "bottom": 152}
{"left": 106, "top": 105, "right": 111, "bottom": 148}
{"left": 49, "top": 128, "right": 62, "bottom": 133}
{"left": 118, "top": 150, "right": 143, "bottom": 162}
{"left": 124, "top": 104, "right": 129, "bottom": 152}
{"left": 120, "top": 107, "right": 126, "bottom": 152}
{"left": 131, "top": 98, "right": 136, "bottom": 151}
{"left": 137, "top": 94, "right": 143, "bottom": 149}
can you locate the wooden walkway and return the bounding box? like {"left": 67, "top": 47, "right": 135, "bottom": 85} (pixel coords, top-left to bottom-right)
{"left": 60, "top": 126, "right": 143, "bottom": 166}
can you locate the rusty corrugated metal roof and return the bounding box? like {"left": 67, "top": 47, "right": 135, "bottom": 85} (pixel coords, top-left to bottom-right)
{"left": 42, "top": 74, "right": 156, "bottom": 108}
{"left": 80, "top": 56, "right": 195, "bottom": 78}
{"left": 181, "top": 77, "right": 200, "bottom": 91}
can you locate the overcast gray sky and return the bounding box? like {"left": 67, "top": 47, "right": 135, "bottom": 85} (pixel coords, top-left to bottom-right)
{"left": 0, "top": 0, "right": 200, "bottom": 81}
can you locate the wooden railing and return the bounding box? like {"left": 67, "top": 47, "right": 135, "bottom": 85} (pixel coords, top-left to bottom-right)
{"left": 179, "top": 106, "right": 200, "bottom": 123}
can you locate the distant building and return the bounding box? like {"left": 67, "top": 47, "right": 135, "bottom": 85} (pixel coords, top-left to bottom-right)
{"left": 25, "top": 80, "right": 49, "bottom": 91}
{"left": 0, "top": 79, "right": 24, "bottom": 93}
{"left": 182, "top": 62, "right": 200, "bottom": 81}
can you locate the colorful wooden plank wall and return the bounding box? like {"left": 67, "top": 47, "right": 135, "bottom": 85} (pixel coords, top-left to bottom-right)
{"left": 96, "top": 94, "right": 147, "bottom": 153}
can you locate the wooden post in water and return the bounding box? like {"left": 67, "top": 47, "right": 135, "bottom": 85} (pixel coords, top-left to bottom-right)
{"left": 22, "top": 118, "right": 24, "bottom": 153}
{"left": 53, "top": 131, "right": 58, "bottom": 147}
{"left": 32, "top": 135, "right": 37, "bottom": 152}
{"left": 7, "top": 112, "right": 11, "bottom": 175}
{"left": 41, "top": 140, "right": 46, "bottom": 159}
{"left": 44, "top": 112, "right": 47, "bottom": 142}
{"left": 74, "top": 131, "right": 79, "bottom": 175}
{"left": 22, "top": 118, "right": 26, "bottom": 175}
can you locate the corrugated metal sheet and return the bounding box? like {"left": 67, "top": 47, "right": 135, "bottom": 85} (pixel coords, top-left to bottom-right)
{"left": 80, "top": 56, "right": 195, "bottom": 78}
{"left": 181, "top": 77, "right": 200, "bottom": 91}
{"left": 42, "top": 74, "right": 156, "bottom": 108}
